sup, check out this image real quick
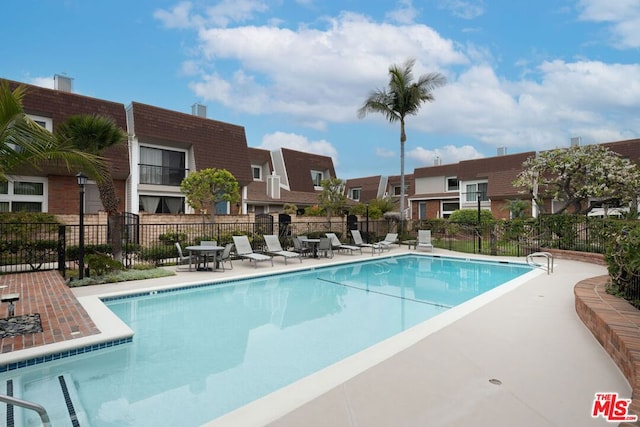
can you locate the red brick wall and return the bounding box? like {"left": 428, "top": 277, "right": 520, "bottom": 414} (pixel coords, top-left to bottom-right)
{"left": 48, "top": 175, "right": 126, "bottom": 214}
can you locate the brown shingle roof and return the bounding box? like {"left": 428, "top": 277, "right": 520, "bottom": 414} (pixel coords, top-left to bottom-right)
{"left": 5, "top": 78, "right": 130, "bottom": 180}
{"left": 247, "top": 147, "right": 273, "bottom": 169}
{"left": 414, "top": 163, "right": 459, "bottom": 178}
{"left": 344, "top": 175, "right": 382, "bottom": 202}
{"left": 281, "top": 148, "right": 336, "bottom": 192}
{"left": 457, "top": 152, "right": 535, "bottom": 181}
{"left": 130, "top": 102, "right": 253, "bottom": 185}
{"left": 246, "top": 181, "right": 321, "bottom": 205}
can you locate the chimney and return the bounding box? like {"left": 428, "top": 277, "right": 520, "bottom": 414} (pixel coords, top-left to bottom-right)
{"left": 54, "top": 74, "right": 73, "bottom": 92}
{"left": 191, "top": 103, "right": 207, "bottom": 118}
{"left": 570, "top": 136, "right": 581, "bottom": 147}
{"left": 433, "top": 156, "right": 442, "bottom": 166}
{"left": 267, "top": 171, "right": 281, "bottom": 199}
{"left": 497, "top": 147, "right": 507, "bottom": 156}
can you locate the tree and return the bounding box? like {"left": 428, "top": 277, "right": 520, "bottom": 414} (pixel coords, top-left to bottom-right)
{"left": 0, "top": 81, "right": 107, "bottom": 181}
{"left": 180, "top": 168, "right": 240, "bottom": 222}
{"left": 513, "top": 144, "right": 640, "bottom": 215}
{"left": 358, "top": 58, "right": 446, "bottom": 227}
{"left": 317, "top": 177, "right": 347, "bottom": 218}
{"left": 56, "top": 114, "right": 128, "bottom": 261}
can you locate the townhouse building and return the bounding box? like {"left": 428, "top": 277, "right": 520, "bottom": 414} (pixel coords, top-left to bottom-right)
{"left": 1, "top": 77, "right": 338, "bottom": 218}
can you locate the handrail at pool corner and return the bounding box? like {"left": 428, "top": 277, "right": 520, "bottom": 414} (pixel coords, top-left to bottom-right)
{"left": 526, "top": 251, "right": 554, "bottom": 274}
{"left": 0, "top": 393, "right": 52, "bottom": 426}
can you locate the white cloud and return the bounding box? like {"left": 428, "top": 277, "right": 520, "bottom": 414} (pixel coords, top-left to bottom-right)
{"left": 577, "top": 0, "right": 640, "bottom": 48}
{"left": 154, "top": 2, "right": 197, "bottom": 29}
{"left": 28, "top": 76, "right": 54, "bottom": 89}
{"left": 259, "top": 131, "right": 339, "bottom": 166}
{"left": 438, "top": 0, "right": 485, "bottom": 20}
{"left": 386, "top": 0, "right": 419, "bottom": 24}
{"left": 375, "top": 147, "right": 395, "bottom": 158}
{"left": 408, "top": 145, "right": 484, "bottom": 165}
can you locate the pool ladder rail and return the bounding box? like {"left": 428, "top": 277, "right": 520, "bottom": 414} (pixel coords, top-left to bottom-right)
{"left": 0, "top": 393, "right": 51, "bottom": 426}
{"left": 526, "top": 251, "right": 554, "bottom": 274}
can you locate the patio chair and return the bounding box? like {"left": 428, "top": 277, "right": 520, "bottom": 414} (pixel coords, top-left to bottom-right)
{"left": 318, "top": 237, "right": 334, "bottom": 258}
{"left": 376, "top": 233, "right": 398, "bottom": 250}
{"left": 175, "top": 242, "right": 199, "bottom": 271}
{"left": 232, "top": 236, "right": 274, "bottom": 268}
{"left": 325, "top": 232, "right": 361, "bottom": 255}
{"left": 292, "top": 237, "right": 311, "bottom": 257}
{"left": 350, "top": 230, "right": 382, "bottom": 255}
{"left": 417, "top": 230, "right": 434, "bottom": 252}
{"left": 215, "top": 243, "right": 234, "bottom": 271}
{"left": 263, "top": 235, "right": 302, "bottom": 264}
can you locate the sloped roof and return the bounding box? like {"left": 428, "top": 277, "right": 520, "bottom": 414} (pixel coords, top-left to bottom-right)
{"left": 414, "top": 163, "right": 459, "bottom": 178}
{"left": 601, "top": 139, "right": 640, "bottom": 163}
{"left": 457, "top": 152, "right": 535, "bottom": 181}
{"left": 281, "top": 148, "right": 336, "bottom": 192}
{"left": 129, "top": 102, "right": 253, "bottom": 186}
{"left": 5, "top": 78, "right": 130, "bottom": 180}
{"left": 246, "top": 180, "right": 321, "bottom": 206}
{"left": 344, "top": 175, "right": 382, "bottom": 201}
{"left": 247, "top": 147, "right": 273, "bottom": 169}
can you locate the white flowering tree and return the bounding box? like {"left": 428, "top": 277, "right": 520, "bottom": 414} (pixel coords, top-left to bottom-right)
{"left": 513, "top": 144, "right": 640, "bottom": 215}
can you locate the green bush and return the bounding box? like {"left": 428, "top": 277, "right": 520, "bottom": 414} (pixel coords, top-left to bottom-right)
{"left": 158, "top": 231, "right": 188, "bottom": 245}
{"left": 139, "top": 245, "right": 178, "bottom": 265}
{"left": 86, "top": 253, "right": 123, "bottom": 276}
{"left": 606, "top": 227, "right": 640, "bottom": 297}
{"left": 449, "top": 209, "right": 494, "bottom": 225}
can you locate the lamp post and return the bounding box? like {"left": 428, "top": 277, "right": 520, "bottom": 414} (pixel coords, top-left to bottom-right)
{"left": 365, "top": 201, "right": 370, "bottom": 243}
{"left": 77, "top": 173, "right": 88, "bottom": 279}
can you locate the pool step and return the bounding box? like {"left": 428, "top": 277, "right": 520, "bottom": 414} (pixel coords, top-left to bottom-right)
{"left": 4, "top": 373, "right": 88, "bottom": 426}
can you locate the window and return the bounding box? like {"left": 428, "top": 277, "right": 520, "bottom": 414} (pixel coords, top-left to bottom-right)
{"left": 446, "top": 177, "right": 459, "bottom": 192}
{"left": 393, "top": 185, "right": 409, "bottom": 196}
{"left": 419, "top": 202, "right": 427, "bottom": 219}
{"left": 441, "top": 201, "right": 459, "bottom": 218}
{"left": 350, "top": 188, "right": 361, "bottom": 201}
{"left": 139, "top": 147, "right": 187, "bottom": 186}
{"left": 465, "top": 182, "right": 488, "bottom": 202}
{"left": 252, "top": 166, "right": 262, "bottom": 181}
{"left": 311, "top": 170, "right": 324, "bottom": 187}
{"left": 0, "top": 178, "right": 47, "bottom": 212}
{"left": 139, "top": 196, "right": 184, "bottom": 214}
{"left": 28, "top": 115, "right": 53, "bottom": 132}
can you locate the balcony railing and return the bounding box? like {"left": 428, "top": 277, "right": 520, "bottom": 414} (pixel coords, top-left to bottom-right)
{"left": 139, "top": 164, "right": 187, "bottom": 186}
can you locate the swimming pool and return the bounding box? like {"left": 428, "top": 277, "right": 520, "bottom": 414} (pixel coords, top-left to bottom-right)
{"left": 1, "top": 254, "right": 534, "bottom": 426}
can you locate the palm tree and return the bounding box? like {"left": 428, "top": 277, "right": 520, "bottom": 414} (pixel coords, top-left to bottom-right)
{"left": 56, "top": 114, "right": 127, "bottom": 261}
{"left": 358, "top": 58, "right": 446, "bottom": 228}
{"left": 0, "top": 80, "right": 107, "bottom": 181}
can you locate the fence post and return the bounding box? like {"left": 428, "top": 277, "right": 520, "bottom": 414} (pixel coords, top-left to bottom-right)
{"left": 57, "top": 225, "right": 66, "bottom": 277}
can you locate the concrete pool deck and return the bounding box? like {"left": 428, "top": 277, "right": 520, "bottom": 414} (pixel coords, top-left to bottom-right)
{"left": 0, "top": 248, "right": 633, "bottom": 426}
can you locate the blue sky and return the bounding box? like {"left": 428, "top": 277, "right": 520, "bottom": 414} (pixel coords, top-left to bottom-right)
{"left": 3, "top": 0, "right": 639, "bottom": 179}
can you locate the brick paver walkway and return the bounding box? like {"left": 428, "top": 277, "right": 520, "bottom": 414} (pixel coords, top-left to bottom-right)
{"left": 0, "top": 271, "right": 99, "bottom": 354}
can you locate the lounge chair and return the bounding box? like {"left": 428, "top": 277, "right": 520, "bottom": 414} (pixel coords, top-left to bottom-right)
{"left": 215, "top": 243, "right": 234, "bottom": 271}
{"left": 376, "top": 233, "right": 398, "bottom": 250}
{"left": 417, "top": 230, "right": 434, "bottom": 252}
{"left": 325, "top": 233, "right": 361, "bottom": 255}
{"left": 350, "top": 230, "right": 382, "bottom": 255}
{"left": 232, "top": 235, "right": 274, "bottom": 268}
{"left": 263, "top": 235, "right": 302, "bottom": 264}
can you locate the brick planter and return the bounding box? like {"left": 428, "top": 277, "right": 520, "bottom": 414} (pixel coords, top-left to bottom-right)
{"left": 575, "top": 276, "right": 640, "bottom": 426}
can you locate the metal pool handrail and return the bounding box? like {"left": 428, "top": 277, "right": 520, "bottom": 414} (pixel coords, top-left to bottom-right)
{"left": 526, "top": 251, "right": 554, "bottom": 274}
{"left": 0, "top": 393, "right": 51, "bottom": 426}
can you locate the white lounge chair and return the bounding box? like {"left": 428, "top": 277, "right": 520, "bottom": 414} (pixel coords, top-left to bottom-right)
{"left": 376, "top": 233, "right": 398, "bottom": 250}
{"left": 325, "top": 232, "right": 362, "bottom": 255}
{"left": 351, "top": 230, "right": 382, "bottom": 255}
{"left": 417, "top": 230, "right": 434, "bottom": 252}
{"left": 263, "top": 235, "right": 302, "bottom": 264}
{"left": 232, "top": 235, "right": 274, "bottom": 268}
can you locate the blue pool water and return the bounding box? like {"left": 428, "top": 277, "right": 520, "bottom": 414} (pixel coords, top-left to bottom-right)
{"left": 3, "top": 255, "right": 532, "bottom": 426}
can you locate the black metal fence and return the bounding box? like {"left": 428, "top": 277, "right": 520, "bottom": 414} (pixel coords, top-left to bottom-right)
{"left": 0, "top": 215, "right": 636, "bottom": 277}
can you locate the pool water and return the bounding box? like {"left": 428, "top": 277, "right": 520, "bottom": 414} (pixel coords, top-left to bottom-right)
{"left": 3, "top": 255, "right": 532, "bottom": 426}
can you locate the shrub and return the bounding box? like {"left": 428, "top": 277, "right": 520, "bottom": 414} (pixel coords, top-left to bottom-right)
{"left": 158, "top": 231, "right": 188, "bottom": 245}
{"left": 86, "top": 253, "right": 123, "bottom": 276}
{"left": 449, "top": 209, "right": 494, "bottom": 225}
